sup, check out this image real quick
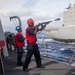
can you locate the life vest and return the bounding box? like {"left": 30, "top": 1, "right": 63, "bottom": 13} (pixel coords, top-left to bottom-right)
{"left": 15, "top": 32, "right": 24, "bottom": 47}
{"left": 26, "top": 26, "right": 37, "bottom": 44}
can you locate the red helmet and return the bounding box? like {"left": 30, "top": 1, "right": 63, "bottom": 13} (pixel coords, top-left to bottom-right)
{"left": 27, "top": 18, "right": 34, "bottom": 25}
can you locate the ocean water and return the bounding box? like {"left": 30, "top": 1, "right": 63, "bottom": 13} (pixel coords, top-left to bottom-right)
{"left": 36, "top": 32, "right": 75, "bottom": 63}
{"left": 23, "top": 32, "right": 75, "bottom": 64}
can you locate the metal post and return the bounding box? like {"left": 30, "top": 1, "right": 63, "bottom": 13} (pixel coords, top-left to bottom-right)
{"left": 69, "top": 49, "right": 75, "bottom": 65}
{"left": 0, "top": 48, "right": 5, "bottom": 75}
{"left": 42, "top": 37, "right": 48, "bottom": 57}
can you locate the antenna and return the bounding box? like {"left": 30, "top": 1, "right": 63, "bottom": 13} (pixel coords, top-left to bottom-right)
{"left": 65, "top": 3, "right": 71, "bottom": 9}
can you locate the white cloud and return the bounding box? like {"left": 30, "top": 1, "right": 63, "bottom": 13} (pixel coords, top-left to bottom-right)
{"left": 23, "top": 0, "right": 38, "bottom": 9}
{"left": 0, "top": 0, "right": 75, "bottom": 32}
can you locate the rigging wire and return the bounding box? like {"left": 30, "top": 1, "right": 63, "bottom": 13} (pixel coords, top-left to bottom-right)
{"left": 11, "top": 19, "right": 19, "bottom": 26}
{"left": 14, "top": 18, "right": 19, "bottom": 25}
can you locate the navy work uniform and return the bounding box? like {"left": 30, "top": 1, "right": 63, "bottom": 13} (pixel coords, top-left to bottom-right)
{"left": 23, "top": 18, "right": 44, "bottom": 72}
{"left": 15, "top": 26, "right": 25, "bottom": 66}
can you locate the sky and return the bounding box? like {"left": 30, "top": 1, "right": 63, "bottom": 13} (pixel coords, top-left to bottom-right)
{"left": 0, "top": 0, "right": 75, "bottom": 33}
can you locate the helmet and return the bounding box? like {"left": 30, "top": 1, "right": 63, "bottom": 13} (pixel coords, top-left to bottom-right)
{"left": 27, "top": 18, "right": 34, "bottom": 25}
{"left": 15, "top": 26, "right": 21, "bottom": 31}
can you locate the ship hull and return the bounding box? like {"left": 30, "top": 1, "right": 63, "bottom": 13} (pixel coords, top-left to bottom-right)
{"left": 44, "top": 25, "right": 75, "bottom": 42}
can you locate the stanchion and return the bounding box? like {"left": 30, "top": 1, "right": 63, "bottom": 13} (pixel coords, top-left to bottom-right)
{"left": 0, "top": 47, "right": 5, "bottom": 75}
{"left": 42, "top": 37, "right": 48, "bottom": 57}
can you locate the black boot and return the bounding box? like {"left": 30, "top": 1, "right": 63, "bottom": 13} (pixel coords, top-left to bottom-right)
{"left": 23, "top": 69, "right": 29, "bottom": 72}
{"left": 37, "top": 66, "right": 45, "bottom": 68}
{"left": 17, "top": 62, "right": 23, "bottom": 66}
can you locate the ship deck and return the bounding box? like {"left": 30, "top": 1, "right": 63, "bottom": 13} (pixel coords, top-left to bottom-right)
{"left": 1, "top": 51, "right": 75, "bottom": 75}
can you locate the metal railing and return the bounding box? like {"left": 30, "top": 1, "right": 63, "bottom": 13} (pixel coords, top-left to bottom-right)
{"left": 42, "top": 37, "right": 75, "bottom": 65}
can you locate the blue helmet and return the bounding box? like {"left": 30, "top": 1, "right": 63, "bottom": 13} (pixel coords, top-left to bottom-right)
{"left": 15, "top": 26, "right": 21, "bottom": 31}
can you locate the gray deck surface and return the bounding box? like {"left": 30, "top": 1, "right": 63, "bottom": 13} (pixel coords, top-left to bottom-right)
{"left": 2, "top": 51, "right": 75, "bottom": 75}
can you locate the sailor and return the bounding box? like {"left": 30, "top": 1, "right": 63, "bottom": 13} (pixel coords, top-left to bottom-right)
{"left": 23, "top": 18, "right": 45, "bottom": 72}
{"left": 15, "top": 26, "right": 25, "bottom": 66}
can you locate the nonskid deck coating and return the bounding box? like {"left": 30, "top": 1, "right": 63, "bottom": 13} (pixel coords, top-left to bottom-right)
{"left": 1, "top": 51, "right": 75, "bottom": 75}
